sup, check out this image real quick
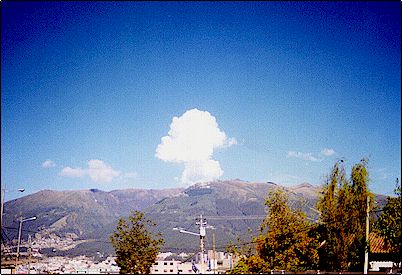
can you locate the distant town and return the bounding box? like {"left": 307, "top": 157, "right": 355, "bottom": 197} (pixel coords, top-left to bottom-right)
{"left": 1, "top": 215, "right": 239, "bottom": 274}
{"left": 2, "top": 234, "right": 237, "bottom": 274}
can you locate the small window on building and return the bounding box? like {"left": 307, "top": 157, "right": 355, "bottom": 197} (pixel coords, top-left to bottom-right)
{"left": 170, "top": 269, "right": 173, "bottom": 272}
{"left": 164, "top": 269, "right": 167, "bottom": 272}
{"left": 154, "top": 269, "right": 158, "bottom": 272}
{"left": 164, "top": 262, "right": 168, "bottom": 265}
{"left": 170, "top": 262, "right": 174, "bottom": 265}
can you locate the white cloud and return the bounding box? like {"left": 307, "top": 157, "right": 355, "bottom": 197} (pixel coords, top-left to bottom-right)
{"left": 42, "top": 159, "right": 56, "bottom": 168}
{"left": 156, "top": 108, "right": 236, "bottom": 186}
{"left": 268, "top": 173, "right": 305, "bottom": 185}
{"left": 224, "top": 137, "right": 238, "bottom": 148}
{"left": 321, "top": 148, "right": 336, "bottom": 156}
{"left": 287, "top": 148, "right": 337, "bottom": 162}
{"left": 287, "top": 151, "right": 322, "bottom": 162}
{"left": 181, "top": 159, "right": 223, "bottom": 185}
{"left": 59, "top": 159, "right": 121, "bottom": 183}
{"left": 60, "top": 167, "right": 86, "bottom": 178}
{"left": 87, "top": 159, "right": 121, "bottom": 183}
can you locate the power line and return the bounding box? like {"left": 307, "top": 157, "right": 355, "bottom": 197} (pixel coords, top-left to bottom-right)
{"left": 204, "top": 215, "right": 266, "bottom": 220}
{"left": 3, "top": 226, "right": 40, "bottom": 234}
{"left": 1, "top": 227, "right": 11, "bottom": 240}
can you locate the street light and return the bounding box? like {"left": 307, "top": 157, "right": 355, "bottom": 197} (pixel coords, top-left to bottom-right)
{"left": 174, "top": 214, "right": 210, "bottom": 274}
{"left": 15, "top": 216, "right": 36, "bottom": 268}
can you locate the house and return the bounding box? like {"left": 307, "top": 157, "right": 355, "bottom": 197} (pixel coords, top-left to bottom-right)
{"left": 150, "top": 260, "right": 194, "bottom": 274}
{"left": 150, "top": 251, "right": 238, "bottom": 274}
{"left": 369, "top": 232, "right": 401, "bottom": 273}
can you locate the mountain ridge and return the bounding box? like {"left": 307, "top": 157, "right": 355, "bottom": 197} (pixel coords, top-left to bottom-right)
{"left": 2, "top": 180, "right": 386, "bottom": 256}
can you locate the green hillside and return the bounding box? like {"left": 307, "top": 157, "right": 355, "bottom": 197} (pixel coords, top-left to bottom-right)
{"left": 2, "top": 180, "right": 387, "bottom": 256}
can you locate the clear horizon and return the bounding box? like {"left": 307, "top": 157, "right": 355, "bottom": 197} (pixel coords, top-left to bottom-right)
{"left": 2, "top": 2, "right": 401, "bottom": 201}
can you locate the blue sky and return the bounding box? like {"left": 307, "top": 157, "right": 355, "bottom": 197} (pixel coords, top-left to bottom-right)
{"left": 2, "top": 1, "right": 400, "bottom": 201}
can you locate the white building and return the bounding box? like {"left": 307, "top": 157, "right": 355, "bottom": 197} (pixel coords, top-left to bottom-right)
{"left": 150, "top": 251, "right": 237, "bottom": 274}
{"left": 151, "top": 260, "right": 184, "bottom": 274}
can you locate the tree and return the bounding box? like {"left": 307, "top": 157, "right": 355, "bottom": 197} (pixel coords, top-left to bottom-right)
{"left": 110, "top": 210, "right": 164, "bottom": 274}
{"left": 229, "top": 189, "right": 319, "bottom": 274}
{"left": 317, "top": 161, "right": 348, "bottom": 270}
{"left": 227, "top": 234, "right": 269, "bottom": 274}
{"left": 257, "top": 189, "right": 319, "bottom": 272}
{"left": 317, "top": 159, "right": 373, "bottom": 272}
{"left": 348, "top": 159, "right": 374, "bottom": 270}
{"left": 229, "top": 254, "right": 270, "bottom": 274}
{"left": 375, "top": 178, "right": 401, "bottom": 266}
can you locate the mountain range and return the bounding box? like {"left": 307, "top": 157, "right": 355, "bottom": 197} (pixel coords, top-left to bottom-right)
{"left": 2, "top": 180, "right": 387, "bottom": 256}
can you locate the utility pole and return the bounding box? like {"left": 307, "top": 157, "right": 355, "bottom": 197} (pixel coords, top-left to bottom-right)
{"left": 15, "top": 216, "right": 36, "bottom": 270}
{"left": 364, "top": 196, "right": 370, "bottom": 274}
{"left": 195, "top": 214, "right": 207, "bottom": 274}
{"left": 1, "top": 188, "right": 24, "bottom": 240}
{"left": 212, "top": 232, "right": 216, "bottom": 274}
{"left": 16, "top": 216, "right": 23, "bottom": 267}
{"left": 28, "top": 234, "right": 32, "bottom": 274}
{"left": 175, "top": 214, "right": 208, "bottom": 274}
{"left": 1, "top": 186, "right": 25, "bottom": 256}
{"left": 1, "top": 188, "right": 5, "bottom": 231}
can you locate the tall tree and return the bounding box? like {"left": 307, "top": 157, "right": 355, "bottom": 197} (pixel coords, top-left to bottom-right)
{"left": 229, "top": 189, "right": 319, "bottom": 274}
{"left": 348, "top": 159, "right": 374, "bottom": 270}
{"left": 227, "top": 235, "right": 269, "bottom": 274}
{"left": 317, "top": 161, "right": 349, "bottom": 270}
{"left": 317, "top": 159, "right": 373, "bottom": 272}
{"left": 375, "top": 178, "right": 401, "bottom": 266}
{"left": 110, "top": 210, "right": 164, "bottom": 274}
{"left": 256, "top": 189, "right": 319, "bottom": 272}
